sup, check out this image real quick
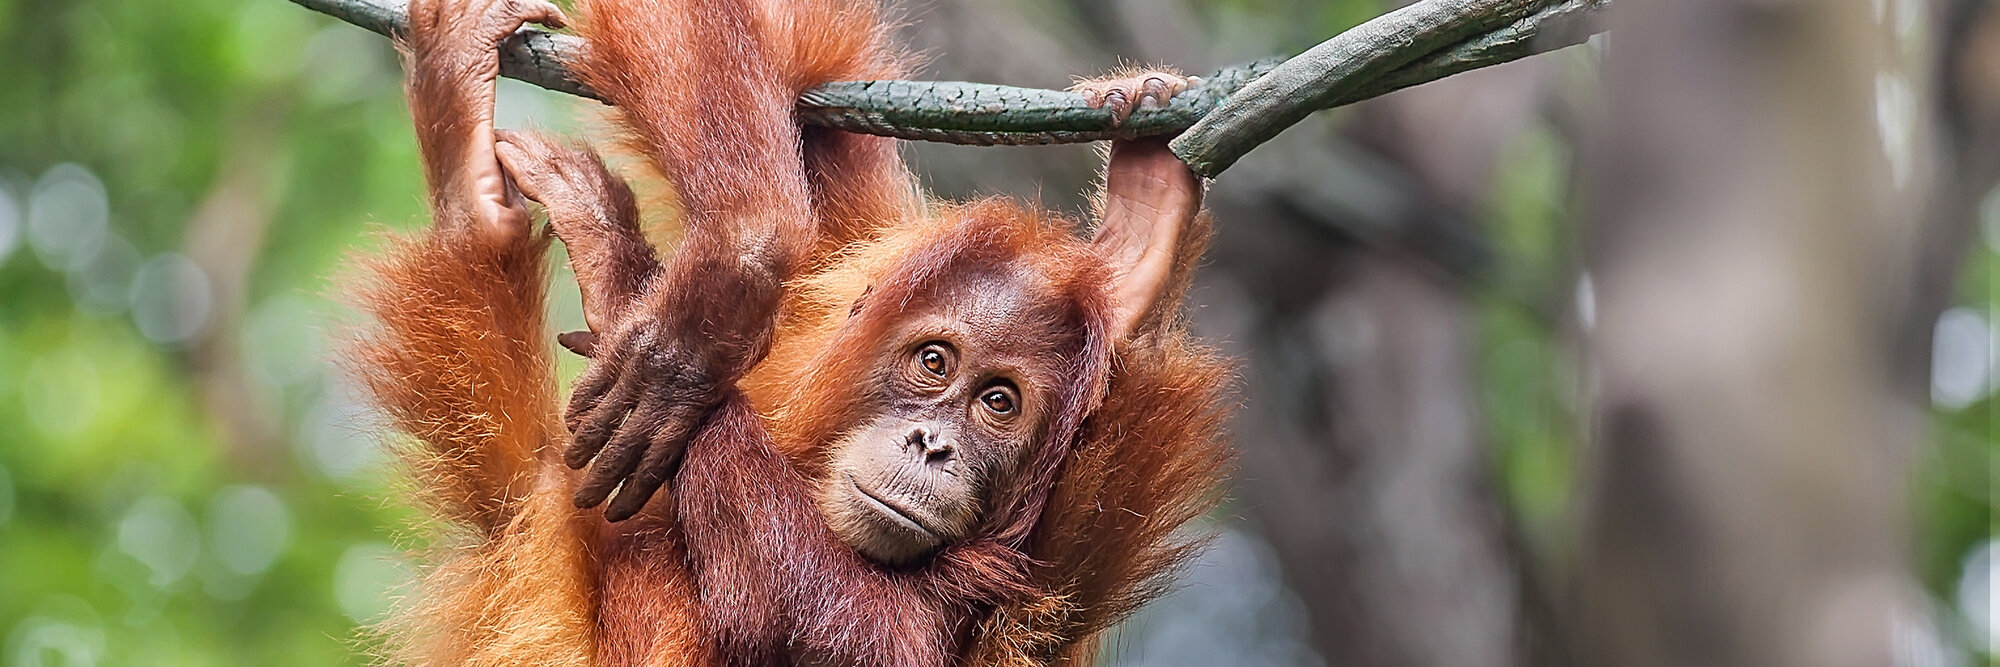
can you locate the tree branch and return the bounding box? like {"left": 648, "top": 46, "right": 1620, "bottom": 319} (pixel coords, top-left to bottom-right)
{"left": 1174, "top": 0, "right": 1605, "bottom": 176}
{"left": 286, "top": 0, "right": 1607, "bottom": 175}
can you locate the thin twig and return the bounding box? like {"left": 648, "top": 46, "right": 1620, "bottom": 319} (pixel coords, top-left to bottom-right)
{"left": 286, "top": 0, "right": 1607, "bottom": 175}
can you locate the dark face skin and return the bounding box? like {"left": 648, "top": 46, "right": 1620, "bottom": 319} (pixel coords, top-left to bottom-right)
{"left": 816, "top": 268, "right": 1070, "bottom": 566}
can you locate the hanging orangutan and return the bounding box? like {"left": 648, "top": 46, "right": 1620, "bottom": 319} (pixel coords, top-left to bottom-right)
{"left": 344, "top": 0, "right": 1232, "bottom": 663}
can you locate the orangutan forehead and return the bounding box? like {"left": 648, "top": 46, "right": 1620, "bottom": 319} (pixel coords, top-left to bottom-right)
{"left": 925, "top": 263, "right": 1069, "bottom": 318}
{"left": 885, "top": 264, "right": 1085, "bottom": 362}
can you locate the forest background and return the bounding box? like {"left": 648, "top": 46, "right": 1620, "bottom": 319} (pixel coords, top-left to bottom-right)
{"left": 0, "top": 0, "right": 1993, "bottom": 664}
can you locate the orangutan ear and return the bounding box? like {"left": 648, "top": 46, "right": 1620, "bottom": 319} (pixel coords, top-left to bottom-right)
{"left": 1092, "top": 138, "right": 1205, "bottom": 341}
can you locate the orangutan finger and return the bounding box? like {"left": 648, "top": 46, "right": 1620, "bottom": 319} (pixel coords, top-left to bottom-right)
{"left": 600, "top": 400, "right": 704, "bottom": 521}
{"left": 563, "top": 360, "right": 646, "bottom": 469}
{"left": 573, "top": 390, "right": 671, "bottom": 508}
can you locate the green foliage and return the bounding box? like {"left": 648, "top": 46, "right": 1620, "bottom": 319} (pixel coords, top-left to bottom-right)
{"left": 1476, "top": 120, "right": 1578, "bottom": 556}
{"left": 0, "top": 0, "right": 600, "bottom": 660}
{"left": 1912, "top": 241, "right": 1999, "bottom": 662}
{"left": 0, "top": 0, "right": 466, "bottom": 663}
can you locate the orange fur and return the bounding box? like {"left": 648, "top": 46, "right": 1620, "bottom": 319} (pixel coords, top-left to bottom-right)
{"left": 344, "top": 0, "right": 1232, "bottom": 663}
{"left": 345, "top": 226, "right": 616, "bottom": 664}
{"left": 348, "top": 230, "right": 554, "bottom": 535}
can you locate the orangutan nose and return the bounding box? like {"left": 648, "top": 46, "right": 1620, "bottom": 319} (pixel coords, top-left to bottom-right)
{"left": 905, "top": 425, "right": 955, "bottom": 464}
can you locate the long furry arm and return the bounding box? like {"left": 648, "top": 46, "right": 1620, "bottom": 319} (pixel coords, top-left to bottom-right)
{"left": 555, "top": 0, "right": 831, "bottom": 519}
{"left": 345, "top": 0, "right": 567, "bottom": 535}
{"left": 347, "top": 231, "right": 556, "bottom": 535}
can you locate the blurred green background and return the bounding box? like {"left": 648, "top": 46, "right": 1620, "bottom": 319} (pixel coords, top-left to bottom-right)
{"left": 0, "top": 0, "right": 1992, "bottom": 665}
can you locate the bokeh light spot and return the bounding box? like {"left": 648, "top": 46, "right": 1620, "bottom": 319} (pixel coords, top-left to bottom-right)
{"left": 128, "top": 252, "right": 213, "bottom": 346}
{"left": 1930, "top": 307, "right": 1995, "bottom": 410}
{"left": 5, "top": 596, "right": 104, "bottom": 667}
{"left": 333, "top": 542, "right": 414, "bottom": 623}
{"left": 26, "top": 164, "right": 109, "bottom": 273}
{"left": 116, "top": 496, "right": 202, "bottom": 588}
{"left": 205, "top": 485, "right": 292, "bottom": 576}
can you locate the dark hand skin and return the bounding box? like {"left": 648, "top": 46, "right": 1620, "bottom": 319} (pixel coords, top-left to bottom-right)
{"left": 493, "top": 130, "right": 660, "bottom": 354}
{"left": 555, "top": 217, "right": 801, "bottom": 521}
{"left": 494, "top": 131, "right": 732, "bottom": 522}
{"left": 562, "top": 313, "right": 728, "bottom": 520}
{"left": 404, "top": 0, "right": 567, "bottom": 243}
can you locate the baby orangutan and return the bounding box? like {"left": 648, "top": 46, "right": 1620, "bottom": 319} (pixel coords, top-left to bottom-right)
{"left": 347, "top": 0, "right": 1233, "bottom": 664}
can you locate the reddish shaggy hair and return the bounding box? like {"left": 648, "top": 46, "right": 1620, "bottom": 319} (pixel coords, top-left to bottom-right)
{"left": 343, "top": 0, "right": 1234, "bottom": 663}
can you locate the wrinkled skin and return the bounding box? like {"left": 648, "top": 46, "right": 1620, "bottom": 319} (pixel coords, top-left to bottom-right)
{"left": 404, "top": 0, "right": 567, "bottom": 244}
{"left": 815, "top": 268, "right": 1067, "bottom": 566}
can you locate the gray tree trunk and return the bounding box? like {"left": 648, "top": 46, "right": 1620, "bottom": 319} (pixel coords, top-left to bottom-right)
{"left": 1574, "top": 0, "right": 1940, "bottom": 664}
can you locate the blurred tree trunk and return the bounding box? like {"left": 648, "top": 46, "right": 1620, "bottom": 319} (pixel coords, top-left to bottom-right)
{"left": 1574, "top": 0, "right": 1939, "bottom": 665}
{"left": 184, "top": 102, "right": 287, "bottom": 471}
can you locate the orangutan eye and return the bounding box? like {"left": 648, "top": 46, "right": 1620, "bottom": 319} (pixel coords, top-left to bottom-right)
{"left": 915, "top": 343, "right": 951, "bottom": 377}
{"left": 979, "top": 385, "right": 1018, "bottom": 416}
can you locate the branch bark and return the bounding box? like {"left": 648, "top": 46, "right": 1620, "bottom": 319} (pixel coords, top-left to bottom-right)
{"left": 285, "top": 0, "right": 1606, "bottom": 174}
